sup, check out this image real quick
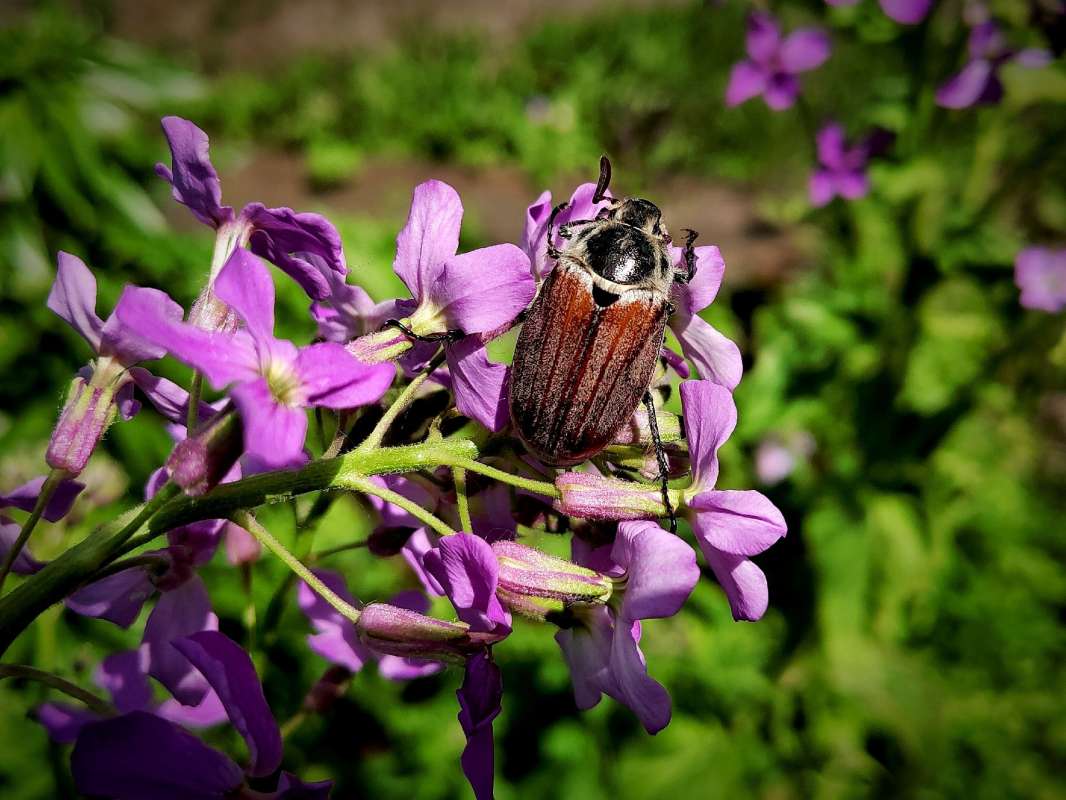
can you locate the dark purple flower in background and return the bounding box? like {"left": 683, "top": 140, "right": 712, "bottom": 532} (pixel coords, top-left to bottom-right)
{"left": 70, "top": 631, "right": 330, "bottom": 800}
{"left": 1015, "top": 246, "right": 1066, "bottom": 312}
{"left": 809, "top": 123, "right": 894, "bottom": 207}
{"left": 681, "top": 381, "right": 787, "bottom": 621}
{"left": 937, "top": 20, "right": 1052, "bottom": 108}
{"left": 726, "top": 12, "right": 831, "bottom": 110}
{"left": 825, "top": 0, "right": 933, "bottom": 24}
{"left": 116, "top": 248, "right": 395, "bottom": 469}
{"left": 157, "top": 115, "right": 346, "bottom": 304}
{"left": 556, "top": 520, "right": 699, "bottom": 734}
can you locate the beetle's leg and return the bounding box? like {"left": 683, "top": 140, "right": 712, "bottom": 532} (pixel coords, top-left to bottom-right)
{"left": 643, "top": 391, "right": 676, "bottom": 534}
{"left": 558, "top": 218, "right": 599, "bottom": 239}
{"left": 676, "top": 228, "right": 699, "bottom": 284}
{"left": 546, "top": 202, "right": 570, "bottom": 259}
{"left": 384, "top": 319, "right": 464, "bottom": 344}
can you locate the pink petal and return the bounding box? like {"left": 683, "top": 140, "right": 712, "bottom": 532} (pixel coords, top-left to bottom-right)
{"left": 878, "top": 0, "right": 933, "bottom": 24}
{"left": 669, "top": 244, "right": 725, "bottom": 314}
{"left": 763, "top": 73, "right": 800, "bottom": 110}
{"left": 612, "top": 521, "right": 699, "bottom": 620}
{"left": 295, "top": 342, "right": 395, "bottom": 409}
{"left": 156, "top": 116, "right": 233, "bottom": 228}
{"left": 48, "top": 252, "right": 104, "bottom": 351}
{"left": 213, "top": 249, "right": 276, "bottom": 340}
{"left": 816, "top": 123, "right": 848, "bottom": 170}
{"left": 779, "top": 29, "right": 832, "bottom": 73}
{"left": 746, "top": 12, "right": 781, "bottom": 63}
{"left": 809, "top": 170, "right": 836, "bottom": 207}
{"left": 446, "top": 336, "right": 510, "bottom": 432}
{"left": 678, "top": 380, "right": 736, "bottom": 490}
{"left": 230, "top": 379, "right": 309, "bottom": 470}
{"left": 689, "top": 488, "right": 788, "bottom": 556}
{"left": 700, "top": 547, "right": 770, "bottom": 621}
{"left": 142, "top": 576, "right": 219, "bottom": 706}
{"left": 725, "top": 61, "right": 768, "bottom": 107}
{"left": 393, "top": 180, "right": 463, "bottom": 300}
{"left": 936, "top": 60, "right": 995, "bottom": 109}
{"left": 670, "top": 312, "right": 743, "bottom": 390}
{"left": 426, "top": 244, "right": 535, "bottom": 335}
{"left": 609, "top": 619, "right": 672, "bottom": 734}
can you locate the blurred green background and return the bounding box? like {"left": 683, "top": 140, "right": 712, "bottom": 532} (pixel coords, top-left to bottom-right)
{"left": 1, "top": 1, "right": 1065, "bottom": 798}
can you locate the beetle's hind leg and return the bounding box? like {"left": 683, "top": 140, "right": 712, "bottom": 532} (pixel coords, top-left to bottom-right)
{"left": 546, "top": 202, "right": 570, "bottom": 260}
{"left": 675, "top": 228, "right": 699, "bottom": 284}
{"left": 643, "top": 391, "right": 677, "bottom": 534}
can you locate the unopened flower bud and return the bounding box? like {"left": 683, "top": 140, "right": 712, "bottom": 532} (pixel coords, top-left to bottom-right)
{"left": 554, "top": 472, "right": 670, "bottom": 521}
{"left": 166, "top": 407, "right": 243, "bottom": 496}
{"left": 47, "top": 376, "right": 119, "bottom": 476}
{"left": 492, "top": 540, "right": 612, "bottom": 621}
{"left": 355, "top": 602, "right": 477, "bottom": 665}
{"left": 347, "top": 328, "right": 412, "bottom": 364}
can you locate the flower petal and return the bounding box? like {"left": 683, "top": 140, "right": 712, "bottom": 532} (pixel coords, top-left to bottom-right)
{"left": 297, "top": 569, "right": 371, "bottom": 674}
{"left": 35, "top": 702, "right": 100, "bottom": 744}
{"left": 725, "top": 61, "right": 767, "bottom": 107}
{"left": 679, "top": 380, "right": 736, "bottom": 490}
{"left": 763, "top": 73, "right": 800, "bottom": 110}
{"left": 555, "top": 607, "right": 616, "bottom": 710}
{"left": 173, "top": 630, "right": 283, "bottom": 778}
{"left": 224, "top": 522, "right": 262, "bottom": 565}
{"left": 422, "top": 244, "right": 534, "bottom": 335}
{"left": 613, "top": 521, "right": 699, "bottom": 621}
{"left": 816, "top": 123, "right": 847, "bottom": 171}
{"left": 0, "top": 517, "right": 44, "bottom": 575}
{"left": 401, "top": 528, "right": 445, "bottom": 597}
{"left": 700, "top": 547, "right": 769, "bottom": 621}
{"left": 1015, "top": 247, "right": 1066, "bottom": 312}
{"left": 878, "top": 0, "right": 932, "bottom": 24}
{"left": 669, "top": 244, "right": 725, "bottom": 314}
{"left": 66, "top": 564, "right": 156, "bottom": 628}
{"left": 779, "top": 29, "right": 832, "bottom": 73}
{"left": 271, "top": 772, "right": 336, "bottom": 800}
{"left": 394, "top": 180, "right": 463, "bottom": 299}
{"left": 809, "top": 170, "right": 836, "bottom": 207}
{"left": 836, "top": 170, "right": 870, "bottom": 200}
{"left": 114, "top": 286, "right": 258, "bottom": 390}
{"left": 96, "top": 650, "right": 153, "bottom": 713}
{"left": 367, "top": 475, "right": 438, "bottom": 530}
{"left": 423, "top": 532, "right": 511, "bottom": 633}
{"left": 689, "top": 488, "right": 787, "bottom": 556}
{"left": 245, "top": 204, "right": 346, "bottom": 302}
{"left": 71, "top": 711, "right": 244, "bottom": 800}
{"left": 670, "top": 313, "right": 742, "bottom": 390}
{"left": 446, "top": 336, "right": 510, "bottom": 432}
{"left": 142, "top": 576, "right": 219, "bottom": 707}
{"left": 457, "top": 651, "right": 503, "bottom": 800}
{"left": 746, "top": 12, "right": 781, "bottom": 63}
{"left": 230, "top": 379, "right": 309, "bottom": 470}
{"left": 0, "top": 475, "right": 85, "bottom": 522}
{"left": 48, "top": 252, "right": 105, "bottom": 351}
{"left": 609, "top": 618, "right": 672, "bottom": 734}
{"left": 156, "top": 116, "right": 233, "bottom": 228}
{"left": 295, "top": 342, "right": 395, "bottom": 409}
{"left": 213, "top": 248, "right": 277, "bottom": 340}
{"left": 936, "top": 60, "right": 995, "bottom": 109}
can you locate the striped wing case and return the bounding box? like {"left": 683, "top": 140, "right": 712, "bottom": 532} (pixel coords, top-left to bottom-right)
{"left": 509, "top": 262, "right": 670, "bottom": 466}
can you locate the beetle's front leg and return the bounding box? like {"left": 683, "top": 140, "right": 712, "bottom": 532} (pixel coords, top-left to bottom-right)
{"left": 675, "top": 228, "right": 699, "bottom": 285}
{"left": 546, "top": 202, "right": 570, "bottom": 260}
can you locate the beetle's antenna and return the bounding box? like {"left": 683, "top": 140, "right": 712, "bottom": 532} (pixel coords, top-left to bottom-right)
{"left": 592, "top": 155, "right": 612, "bottom": 204}
{"left": 643, "top": 392, "right": 677, "bottom": 534}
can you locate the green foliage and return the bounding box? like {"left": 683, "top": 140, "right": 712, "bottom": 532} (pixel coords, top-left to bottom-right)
{"left": 1, "top": 2, "right": 1065, "bottom": 799}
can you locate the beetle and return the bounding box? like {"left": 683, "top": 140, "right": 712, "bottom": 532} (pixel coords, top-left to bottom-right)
{"left": 509, "top": 156, "right": 699, "bottom": 530}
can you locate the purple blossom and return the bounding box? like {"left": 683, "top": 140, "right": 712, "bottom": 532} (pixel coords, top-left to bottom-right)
{"left": 681, "top": 380, "right": 787, "bottom": 621}
{"left": 755, "top": 432, "right": 817, "bottom": 485}
{"left": 809, "top": 123, "right": 893, "bottom": 207}
{"left": 70, "top": 631, "right": 330, "bottom": 800}
{"left": 826, "top": 0, "right": 933, "bottom": 24}
{"left": 1015, "top": 246, "right": 1066, "bottom": 312}
{"left": 937, "top": 21, "right": 1052, "bottom": 108}
{"left": 522, "top": 182, "right": 612, "bottom": 282}
{"left": 115, "top": 248, "right": 395, "bottom": 470}
{"left": 0, "top": 475, "right": 85, "bottom": 575}
{"left": 726, "top": 13, "right": 831, "bottom": 111}
{"left": 157, "top": 115, "right": 346, "bottom": 302}
{"left": 556, "top": 520, "right": 699, "bottom": 733}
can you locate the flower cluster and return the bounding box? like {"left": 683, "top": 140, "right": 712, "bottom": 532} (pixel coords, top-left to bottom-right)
{"left": 2, "top": 117, "right": 787, "bottom": 800}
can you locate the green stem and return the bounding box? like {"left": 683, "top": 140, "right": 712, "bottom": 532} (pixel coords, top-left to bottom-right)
{"left": 357, "top": 350, "right": 446, "bottom": 452}
{"left": 234, "top": 512, "right": 360, "bottom": 626}
{"left": 186, "top": 371, "right": 204, "bottom": 433}
{"left": 311, "top": 539, "right": 369, "bottom": 561}
{"left": 0, "top": 664, "right": 114, "bottom": 716}
{"left": 454, "top": 467, "right": 473, "bottom": 533}
{"left": 341, "top": 475, "right": 456, "bottom": 538}
{"left": 452, "top": 457, "right": 560, "bottom": 499}
{"left": 0, "top": 482, "right": 179, "bottom": 658}
{"left": 0, "top": 469, "right": 67, "bottom": 596}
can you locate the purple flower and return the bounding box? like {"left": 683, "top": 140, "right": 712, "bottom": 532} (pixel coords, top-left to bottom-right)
{"left": 521, "top": 182, "right": 612, "bottom": 282}
{"left": 825, "top": 0, "right": 933, "bottom": 24}
{"left": 937, "top": 21, "right": 1052, "bottom": 108}
{"left": 1015, "top": 246, "right": 1066, "bottom": 312}
{"left": 726, "top": 12, "right": 831, "bottom": 111}
{"left": 115, "top": 248, "right": 395, "bottom": 469}
{"left": 296, "top": 569, "right": 443, "bottom": 680}
{"left": 556, "top": 520, "right": 699, "bottom": 734}
{"left": 70, "top": 631, "right": 330, "bottom": 800}
{"left": 809, "top": 123, "right": 893, "bottom": 207}
{"left": 755, "top": 432, "right": 816, "bottom": 485}
{"left": 681, "top": 380, "right": 787, "bottom": 621}
{"left": 666, "top": 244, "right": 743, "bottom": 390}
{"left": 157, "top": 115, "right": 346, "bottom": 303}
{"left": 0, "top": 475, "right": 85, "bottom": 575}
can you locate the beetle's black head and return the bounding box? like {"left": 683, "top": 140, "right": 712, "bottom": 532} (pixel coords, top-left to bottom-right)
{"left": 608, "top": 197, "right": 664, "bottom": 237}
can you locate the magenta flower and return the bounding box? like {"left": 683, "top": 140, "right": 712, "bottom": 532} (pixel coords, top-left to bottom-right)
{"left": 809, "top": 123, "right": 893, "bottom": 207}
{"left": 725, "top": 12, "right": 831, "bottom": 111}
{"left": 681, "top": 380, "right": 787, "bottom": 621}
{"left": 937, "top": 21, "right": 1052, "bottom": 108}
{"left": 116, "top": 248, "right": 395, "bottom": 469}
{"left": 297, "top": 569, "right": 443, "bottom": 680}
{"left": 1015, "top": 246, "right": 1066, "bottom": 312}
{"left": 157, "top": 116, "right": 347, "bottom": 303}
{"left": 556, "top": 520, "right": 699, "bottom": 734}
{"left": 70, "top": 631, "right": 330, "bottom": 800}
{"left": 522, "top": 182, "right": 612, "bottom": 282}
{"left": 826, "top": 0, "right": 932, "bottom": 24}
